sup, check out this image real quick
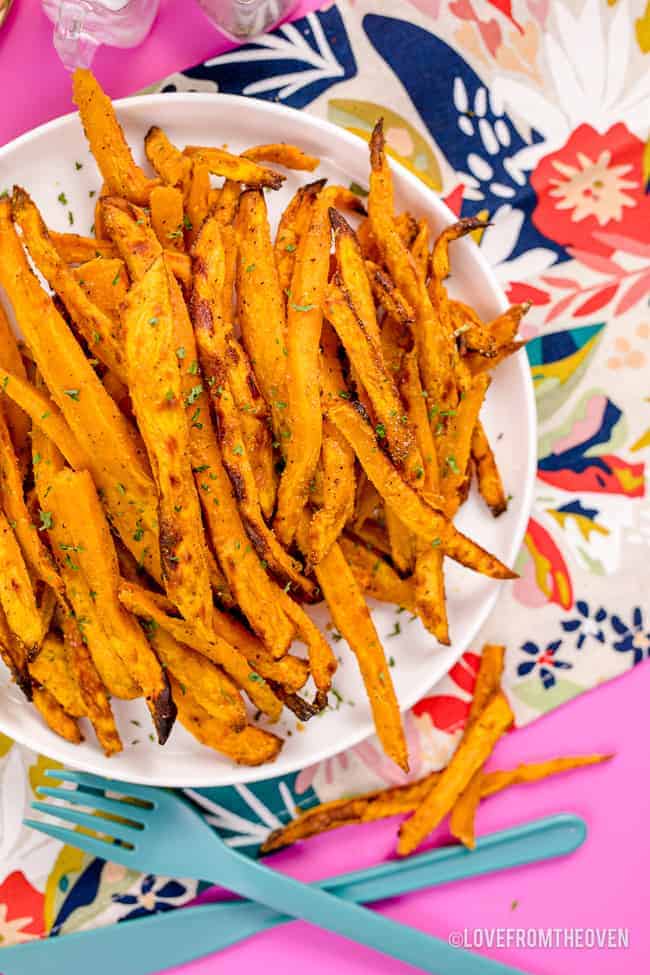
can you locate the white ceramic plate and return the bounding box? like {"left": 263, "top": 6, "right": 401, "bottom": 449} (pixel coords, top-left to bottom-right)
{"left": 0, "top": 94, "right": 536, "bottom": 786}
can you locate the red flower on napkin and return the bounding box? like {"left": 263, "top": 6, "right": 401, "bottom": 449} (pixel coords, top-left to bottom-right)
{"left": 531, "top": 123, "right": 650, "bottom": 257}
{"left": 0, "top": 870, "right": 44, "bottom": 944}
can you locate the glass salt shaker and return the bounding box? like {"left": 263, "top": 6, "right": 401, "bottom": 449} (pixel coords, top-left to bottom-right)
{"left": 196, "top": 0, "right": 300, "bottom": 40}
{"left": 42, "top": 0, "right": 160, "bottom": 71}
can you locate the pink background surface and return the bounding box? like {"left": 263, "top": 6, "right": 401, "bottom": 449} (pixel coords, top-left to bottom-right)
{"left": 0, "top": 1, "right": 646, "bottom": 971}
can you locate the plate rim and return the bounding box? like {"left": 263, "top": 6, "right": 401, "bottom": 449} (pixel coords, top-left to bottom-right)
{"left": 0, "top": 92, "right": 537, "bottom": 786}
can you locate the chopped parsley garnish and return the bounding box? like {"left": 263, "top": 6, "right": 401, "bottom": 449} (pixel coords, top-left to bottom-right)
{"left": 68, "top": 211, "right": 74, "bottom": 226}
{"left": 183, "top": 214, "right": 193, "bottom": 230}
{"left": 291, "top": 302, "right": 314, "bottom": 313}
{"left": 375, "top": 423, "right": 386, "bottom": 439}
{"left": 232, "top": 444, "right": 244, "bottom": 456}
{"left": 63, "top": 388, "right": 80, "bottom": 401}
{"left": 387, "top": 621, "right": 401, "bottom": 638}
{"left": 248, "top": 673, "right": 264, "bottom": 684}
{"left": 245, "top": 263, "right": 256, "bottom": 273}
{"left": 75, "top": 161, "right": 83, "bottom": 171}
{"left": 284, "top": 243, "right": 296, "bottom": 252}
{"left": 38, "top": 510, "right": 53, "bottom": 531}
{"left": 57, "top": 192, "right": 68, "bottom": 205}
{"left": 446, "top": 455, "right": 460, "bottom": 475}
{"left": 349, "top": 181, "right": 369, "bottom": 198}
{"left": 176, "top": 346, "right": 186, "bottom": 359}
{"left": 111, "top": 270, "right": 120, "bottom": 286}
{"left": 185, "top": 383, "right": 203, "bottom": 405}
{"left": 188, "top": 360, "right": 199, "bottom": 375}
{"left": 165, "top": 389, "right": 175, "bottom": 403}
{"left": 148, "top": 317, "right": 158, "bottom": 327}
{"left": 431, "top": 537, "right": 442, "bottom": 547}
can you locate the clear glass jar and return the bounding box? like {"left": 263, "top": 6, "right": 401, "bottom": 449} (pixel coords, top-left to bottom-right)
{"left": 42, "top": 0, "right": 160, "bottom": 71}
{"left": 196, "top": 0, "right": 300, "bottom": 40}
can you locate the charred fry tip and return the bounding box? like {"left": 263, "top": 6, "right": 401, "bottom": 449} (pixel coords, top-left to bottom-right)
{"left": 328, "top": 207, "right": 354, "bottom": 236}
{"left": 267, "top": 679, "right": 323, "bottom": 722}
{"left": 489, "top": 501, "right": 508, "bottom": 518}
{"left": 152, "top": 676, "right": 177, "bottom": 745}
{"left": 16, "top": 664, "right": 33, "bottom": 701}
{"left": 303, "top": 177, "right": 328, "bottom": 196}
{"left": 369, "top": 119, "right": 385, "bottom": 169}
{"left": 144, "top": 125, "right": 161, "bottom": 143}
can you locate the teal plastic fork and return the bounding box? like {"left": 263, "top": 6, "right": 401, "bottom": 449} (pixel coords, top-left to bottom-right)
{"left": 22, "top": 770, "right": 578, "bottom": 975}
{"left": 10, "top": 805, "right": 585, "bottom": 975}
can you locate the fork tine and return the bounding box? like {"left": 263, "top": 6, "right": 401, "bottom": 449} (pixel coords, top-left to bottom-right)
{"left": 23, "top": 818, "right": 136, "bottom": 862}
{"left": 36, "top": 786, "right": 147, "bottom": 822}
{"left": 44, "top": 768, "right": 160, "bottom": 804}
{"left": 30, "top": 801, "right": 143, "bottom": 845}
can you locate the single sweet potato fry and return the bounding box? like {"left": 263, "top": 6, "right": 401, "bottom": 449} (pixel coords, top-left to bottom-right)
{"left": 170, "top": 675, "right": 283, "bottom": 766}
{"left": 72, "top": 69, "right": 159, "bottom": 204}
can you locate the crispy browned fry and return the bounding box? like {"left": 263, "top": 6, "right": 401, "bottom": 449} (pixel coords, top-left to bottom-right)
{"left": 397, "top": 691, "right": 514, "bottom": 855}
{"left": 385, "top": 506, "right": 415, "bottom": 575}
{"left": 449, "top": 301, "right": 491, "bottom": 353}
{"left": 353, "top": 476, "right": 381, "bottom": 530}
{"left": 184, "top": 163, "right": 211, "bottom": 247}
{"left": 58, "top": 610, "right": 122, "bottom": 756}
{"left": 48, "top": 467, "right": 176, "bottom": 742}
{"left": 118, "top": 580, "right": 282, "bottom": 721}
{"left": 472, "top": 420, "right": 508, "bottom": 517}
{"left": 465, "top": 341, "right": 526, "bottom": 376}
{"left": 170, "top": 674, "right": 283, "bottom": 766}
{"left": 369, "top": 122, "right": 464, "bottom": 413}
{"left": 72, "top": 69, "right": 159, "bottom": 204}
{"left": 125, "top": 580, "right": 309, "bottom": 694}
{"left": 448, "top": 771, "right": 483, "bottom": 848}
{"left": 0, "top": 301, "right": 30, "bottom": 468}
{"left": 72, "top": 258, "right": 129, "bottom": 327}
{"left": 29, "top": 634, "right": 85, "bottom": 716}
{"left": 0, "top": 408, "right": 60, "bottom": 592}
{"left": 274, "top": 187, "right": 332, "bottom": 547}
{"left": 367, "top": 263, "right": 414, "bottom": 326}
{"left": 395, "top": 212, "right": 419, "bottom": 247}
{"left": 101, "top": 198, "right": 161, "bottom": 277}
{"left": 0, "top": 368, "right": 89, "bottom": 470}
{"left": 244, "top": 144, "right": 319, "bottom": 171}
{"left": 327, "top": 186, "right": 368, "bottom": 217}
{"left": 149, "top": 626, "right": 246, "bottom": 729}
{"left": 307, "top": 419, "right": 356, "bottom": 566}
{"left": 410, "top": 219, "right": 430, "bottom": 277}
{"left": 449, "top": 643, "right": 506, "bottom": 846}
{"left": 331, "top": 211, "right": 379, "bottom": 342}
{"left": 236, "top": 190, "right": 288, "bottom": 431}
{"left": 50, "top": 231, "right": 117, "bottom": 263}
{"left": 93, "top": 182, "right": 110, "bottom": 241}
{"left": 262, "top": 753, "right": 612, "bottom": 851}
{"left": 161, "top": 248, "right": 296, "bottom": 657}
{"left": 150, "top": 185, "right": 185, "bottom": 252}
{"left": 0, "top": 508, "right": 43, "bottom": 650}
{"left": 274, "top": 179, "right": 325, "bottom": 298}
{"left": 191, "top": 217, "right": 313, "bottom": 597}
{"left": 325, "top": 280, "right": 423, "bottom": 481}
{"left": 323, "top": 396, "right": 515, "bottom": 580}
{"left": 0, "top": 201, "right": 160, "bottom": 577}
{"left": 350, "top": 520, "right": 391, "bottom": 556}
{"left": 439, "top": 373, "right": 489, "bottom": 514}
{"left": 185, "top": 146, "right": 285, "bottom": 190}
{"left": 100, "top": 198, "right": 192, "bottom": 288}
{"left": 469, "top": 643, "right": 506, "bottom": 726}
{"left": 0, "top": 603, "right": 32, "bottom": 698}
{"left": 123, "top": 255, "right": 214, "bottom": 635}
{"left": 276, "top": 587, "right": 337, "bottom": 696}
{"left": 13, "top": 187, "right": 128, "bottom": 383}
{"left": 32, "top": 684, "right": 82, "bottom": 743}
{"left": 297, "top": 516, "right": 408, "bottom": 772}
{"left": 339, "top": 536, "right": 416, "bottom": 613}
{"left": 32, "top": 429, "right": 139, "bottom": 703}
{"left": 145, "top": 126, "right": 193, "bottom": 191}
{"left": 213, "top": 180, "right": 240, "bottom": 227}
{"left": 488, "top": 303, "right": 530, "bottom": 348}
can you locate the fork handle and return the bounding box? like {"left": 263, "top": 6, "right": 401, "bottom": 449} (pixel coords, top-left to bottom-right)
{"left": 212, "top": 837, "right": 533, "bottom": 974}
